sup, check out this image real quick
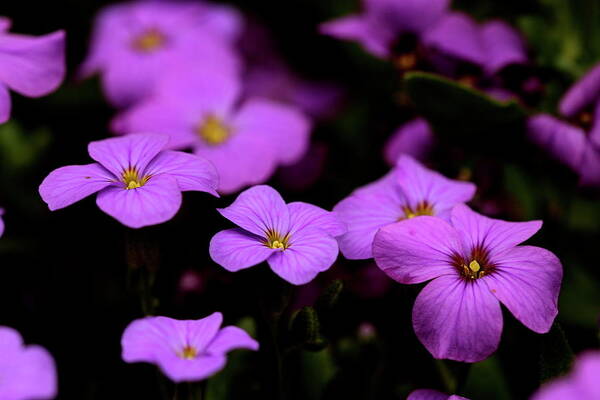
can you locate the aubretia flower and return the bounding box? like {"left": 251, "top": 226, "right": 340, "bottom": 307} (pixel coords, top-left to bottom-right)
{"left": 0, "top": 326, "right": 57, "bottom": 400}
{"left": 0, "top": 18, "right": 65, "bottom": 123}
{"left": 373, "top": 204, "right": 562, "bottom": 362}
{"left": 121, "top": 312, "right": 258, "bottom": 382}
{"left": 39, "top": 134, "right": 218, "bottom": 228}
{"left": 333, "top": 155, "right": 475, "bottom": 259}
{"left": 408, "top": 389, "right": 468, "bottom": 400}
{"left": 384, "top": 118, "right": 435, "bottom": 164}
{"left": 528, "top": 63, "right": 600, "bottom": 185}
{"left": 80, "top": 0, "right": 241, "bottom": 107}
{"left": 210, "top": 185, "right": 346, "bottom": 285}
{"left": 531, "top": 351, "right": 600, "bottom": 400}
{"left": 112, "top": 68, "right": 310, "bottom": 194}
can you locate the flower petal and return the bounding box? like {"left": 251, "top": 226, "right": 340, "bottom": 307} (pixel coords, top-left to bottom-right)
{"left": 384, "top": 118, "right": 435, "bottom": 165}
{"left": 0, "top": 345, "right": 57, "bottom": 400}
{"left": 209, "top": 228, "right": 275, "bottom": 272}
{"left": 156, "top": 353, "right": 226, "bottom": 383}
{"left": 121, "top": 316, "right": 188, "bottom": 363}
{"left": 319, "top": 15, "right": 393, "bottom": 58}
{"left": 407, "top": 389, "right": 453, "bottom": 400}
{"left": 373, "top": 216, "right": 461, "bottom": 284}
{"left": 370, "top": 0, "right": 450, "bottom": 35}
{"left": 287, "top": 201, "right": 346, "bottom": 237}
{"left": 143, "top": 150, "right": 219, "bottom": 196}
{"left": 450, "top": 204, "right": 542, "bottom": 255}
{"left": 559, "top": 62, "right": 600, "bottom": 118}
{"left": 587, "top": 101, "right": 600, "bottom": 148}
{"left": 0, "top": 83, "right": 11, "bottom": 124}
{"left": 485, "top": 246, "right": 562, "bottom": 333}
{"left": 578, "top": 145, "right": 600, "bottom": 186}
{"left": 412, "top": 275, "right": 503, "bottom": 362}
{"left": 207, "top": 326, "right": 259, "bottom": 355}
{"left": 480, "top": 20, "right": 527, "bottom": 74}
{"left": 267, "top": 228, "right": 339, "bottom": 285}
{"left": 88, "top": 134, "right": 169, "bottom": 177}
{"left": 333, "top": 172, "right": 404, "bottom": 259}
{"left": 217, "top": 185, "right": 289, "bottom": 237}
{"left": 186, "top": 312, "right": 223, "bottom": 351}
{"left": 0, "top": 30, "right": 65, "bottom": 97}
{"left": 39, "top": 163, "right": 115, "bottom": 211}
{"left": 96, "top": 174, "right": 182, "bottom": 228}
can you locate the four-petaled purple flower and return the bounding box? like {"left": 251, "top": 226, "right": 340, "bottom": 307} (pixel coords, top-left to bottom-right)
{"left": 373, "top": 204, "right": 562, "bottom": 362}
{"left": 210, "top": 185, "right": 346, "bottom": 285}
{"left": 0, "top": 326, "right": 57, "bottom": 400}
{"left": 333, "top": 155, "right": 476, "bottom": 260}
{"left": 531, "top": 351, "right": 600, "bottom": 400}
{"left": 112, "top": 68, "right": 311, "bottom": 194}
{"left": 39, "top": 133, "right": 219, "bottom": 228}
{"left": 0, "top": 17, "right": 65, "bottom": 124}
{"left": 528, "top": 62, "right": 600, "bottom": 185}
{"left": 79, "top": 0, "right": 241, "bottom": 107}
{"left": 408, "top": 389, "right": 469, "bottom": 400}
{"left": 121, "top": 312, "right": 258, "bottom": 382}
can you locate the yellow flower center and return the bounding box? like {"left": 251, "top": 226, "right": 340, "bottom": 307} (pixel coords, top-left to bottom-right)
{"left": 264, "top": 229, "right": 290, "bottom": 250}
{"left": 178, "top": 345, "right": 198, "bottom": 360}
{"left": 197, "top": 114, "right": 231, "bottom": 145}
{"left": 122, "top": 168, "right": 150, "bottom": 190}
{"left": 462, "top": 259, "right": 486, "bottom": 280}
{"left": 132, "top": 29, "right": 167, "bottom": 53}
{"left": 402, "top": 202, "right": 435, "bottom": 220}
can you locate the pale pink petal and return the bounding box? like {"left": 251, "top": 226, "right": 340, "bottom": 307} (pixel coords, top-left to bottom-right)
{"left": 209, "top": 228, "right": 275, "bottom": 272}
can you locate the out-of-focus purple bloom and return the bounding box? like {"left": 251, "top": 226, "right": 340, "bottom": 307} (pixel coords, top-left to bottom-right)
{"left": 0, "top": 18, "right": 65, "bottom": 124}
{"left": 408, "top": 389, "right": 469, "bottom": 400}
{"left": 528, "top": 62, "right": 600, "bottom": 185}
{"left": 0, "top": 208, "right": 4, "bottom": 237}
{"left": 178, "top": 269, "right": 205, "bottom": 294}
{"left": 39, "top": 134, "right": 218, "bottom": 228}
{"left": 121, "top": 312, "right": 258, "bottom": 382}
{"left": 0, "top": 326, "right": 57, "bottom": 400}
{"left": 373, "top": 204, "right": 562, "bottom": 362}
{"left": 112, "top": 68, "right": 310, "bottom": 194}
{"left": 277, "top": 142, "right": 328, "bottom": 191}
{"left": 210, "top": 185, "right": 346, "bottom": 285}
{"left": 384, "top": 118, "right": 435, "bottom": 164}
{"left": 333, "top": 155, "right": 475, "bottom": 259}
{"left": 80, "top": 0, "right": 241, "bottom": 107}
{"left": 531, "top": 351, "right": 600, "bottom": 400}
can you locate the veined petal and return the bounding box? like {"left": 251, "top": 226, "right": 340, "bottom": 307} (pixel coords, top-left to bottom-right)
{"left": 480, "top": 20, "right": 527, "bottom": 74}
{"left": 88, "top": 134, "right": 169, "bottom": 177}
{"left": 0, "top": 83, "right": 10, "bottom": 123}
{"left": 287, "top": 201, "right": 346, "bottom": 237}
{"left": 209, "top": 228, "right": 275, "bottom": 272}
{"left": 334, "top": 171, "right": 405, "bottom": 259}
{"left": 186, "top": 312, "right": 223, "bottom": 352}
{"left": 384, "top": 118, "right": 435, "bottom": 165}
{"left": 485, "top": 246, "right": 562, "bottom": 333}
{"left": 144, "top": 150, "right": 219, "bottom": 196}
{"left": 413, "top": 275, "right": 503, "bottom": 362}
{"left": 96, "top": 174, "right": 182, "bottom": 228}
{"left": 450, "top": 204, "right": 542, "bottom": 255}
{"left": 373, "top": 216, "right": 461, "bottom": 284}
{"left": 207, "top": 326, "right": 259, "bottom": 355}
{"left": 39, "top": 163, "right": 115, "bottom": 211}
{"left": 267, "top": 228, "right": 339, "bottom": 285}
{"left": 559, "top": 62, "right": 600, "bottom": 118}
{"left": 217, "top": 185, "right": 289, "bottom": 237}
{"left": 156, "top": 352, "right": 226, "bottom": 383}
{"left": 122, "top": 316, "right": 190, "bottom": 363}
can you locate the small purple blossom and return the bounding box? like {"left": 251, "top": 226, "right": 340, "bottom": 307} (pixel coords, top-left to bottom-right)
{"left": 112, "top": 68, "right": 311, "bottom": 194}
{"left": 0, "top": 326, "right": 57, "bottom": 400}
{"left": 408, "top": 389, "right": 469, "bottom": 400}
{"left": 373, "top": 204, "right": 562, "bottom": 362}
{"left": 39, "top": 133, "right": 219, "bottom": 228}
{"left": 210, "top": 185, "right": 346, "bottom": 285}
{"left": 384, "top": 118, "right": 435, "bottom": 164}
{"left": 531, "top": 351, "right": 600, "bottom": 400}
{"left": 79, "top": 0, "right": 241, "bottom": 107}
{"left": 121, "top": 312, "right": 258, "bottom": 383}
{"left": 0, "top": 18, "right": 65, "bottom": 124}
{"left": 333, "top": 155, "right": 476, "bottom": 260}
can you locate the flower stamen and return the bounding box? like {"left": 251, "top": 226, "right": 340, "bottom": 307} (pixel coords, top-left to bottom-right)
{"left": 178, "top": 345, "right": 198, "bottom": 360}
{"left": 132, "top": 28, "right": 167, "bottom": 53}
{"left": 197, "top": 114, "right": 230, "bottom": 145}
{"left": 122, "top": 167, "right": 150, "bottom": 190}
{"left": 264, "top": 229, "right": 290, "bottom": 250}
{"left": 402, "top": 201, "right": 434, "bottom": 220}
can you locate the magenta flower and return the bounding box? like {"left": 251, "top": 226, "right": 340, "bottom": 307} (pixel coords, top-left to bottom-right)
{"left": 373, "top": 204, "right": 562, "bottom": 362}
{"left": 0, "top": 326, "right": 57, "bottom": 400}
{"left": 532, "top": 351, "right": 600, "bottom": 400}
{"left": 39, "top": 134, "right": 218, "bottom": 228}
{"left": 408, "top": 389, "right": 468, "bottom": 400}
{"left": 210, "top": 185, "right": 346, "bottom": 285}
{"left": 384, "top": 118, "right": 435, "bottom": 164}
{"left": 0, "top": 18, "right": 65, "bottom": 124}
{"left": 121, "top": 312, "right": 258, "bottom": 382}
{"left": 0, "top": 208, "right": 4, "bottom": 237}
{"left": 112, "top": 68, "right": 310, "bottom": 194}
{"left": 80, "top": 0, "right": 241, "bottom": 107}
{"left": 333, "top": 155, "right": 476, "bottom": 260}
{"left": 528, "top": 63, "right": 600, "bottom": 185}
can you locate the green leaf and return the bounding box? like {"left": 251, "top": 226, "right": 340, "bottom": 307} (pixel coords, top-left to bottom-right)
{"left": 0, "top": 121, "right": 51, "bottom": 171}
{"left": 298, "top": 349, "right": 337, "bottom": 400}
{"left": 539, "top": 322, "right": 574, "bottom": 383}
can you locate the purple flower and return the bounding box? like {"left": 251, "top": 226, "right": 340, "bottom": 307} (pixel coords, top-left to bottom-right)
{"left": 39, "top": 133, "right": 219, "bottom": 228}
{"left": 112, "top": 68, "right": 310, "bottom": 194}
{"left": 333, "top": 155, "right": 476, "bottom": 260}
{"left": 531, "top": 351, "right": 600, "bottom": 400}
{"left": 121, "top": 312, "right": 258, "bottom": 382}
{"left": 384, "top": 118, "right": 435, "bottom": 164}
{"left": 373, "top": 204, "right": 562, "bottom": 362}
{"left": 210, "top": 185, "right": 346, "bottom": 285}
{"left": 408, "top": 389, "right": 469, "bottom": 400}
{"left": 0, "top": 326, "right": 57, "bottom": 400}
{"left": 0, "top": 18, "right": 65, "bottom": 124}
{"left": 0, "top": 208, "right": 4, "bottom": 237}
{"left": 528, "top": 63, "right": 600, "bottom": 185}
{"left": 79, "top": 0, "right": 241, "bottom": 107}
